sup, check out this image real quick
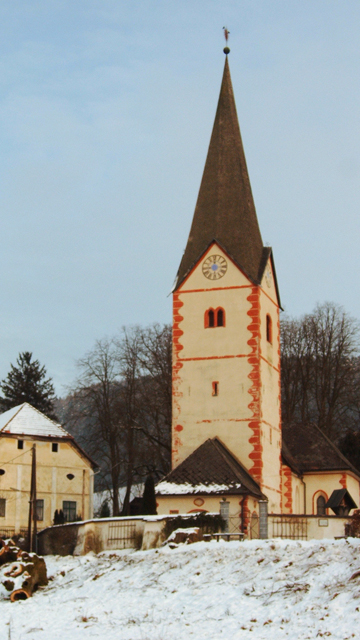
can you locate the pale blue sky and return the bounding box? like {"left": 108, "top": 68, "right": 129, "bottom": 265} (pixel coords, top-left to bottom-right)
{"left": 0, "top": 1, "right": 359, "bottom": 393}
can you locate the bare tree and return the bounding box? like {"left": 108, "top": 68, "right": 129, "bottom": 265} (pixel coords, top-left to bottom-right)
{"left": 281, "top": 302, "right": 360, "bottom": 439}
{"left": 66, "top": 338, "right": 124, "bottom": 515}
{"left": 64, "top": 324, "right": 172, "bottom": 516}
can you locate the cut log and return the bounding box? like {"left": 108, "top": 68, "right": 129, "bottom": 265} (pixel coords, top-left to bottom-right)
{"left": 3, "top": 552, "right": 48, "bottom": 601}
{"left": 0, "top": 540, "right": 19, "bottom": 566}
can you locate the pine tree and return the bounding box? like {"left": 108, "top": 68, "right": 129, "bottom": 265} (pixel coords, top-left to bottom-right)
{"left": 0, "top": 351, "right": 57, "bottom": 419}
{"left": 141, "top": 475, "right": 157, "bottom": 515}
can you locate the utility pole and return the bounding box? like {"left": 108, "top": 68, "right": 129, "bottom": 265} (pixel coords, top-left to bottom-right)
{"left": 27, "top": 444, "right": 37, "bottom": 552}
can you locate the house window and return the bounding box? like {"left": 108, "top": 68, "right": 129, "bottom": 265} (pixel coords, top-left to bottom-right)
{"left": 266, "top": 314, "right": 272, "bottom": 344}
{"left": 205, "top": 307, "right": 226, "bottom": 328}
{"left": 63, "top": 501, "right": 77, "bottom": 522}
{"left": 0, "top": 499, "right": 5, "bottom": 517}
{"left": 316, "top": 495, "right": 326, "bottom": 516}
{"left": 17, "top": 440, "right": 24, "bottom": 450}
{"left": 52, "top": 443, "right": 58, "bottom": 453}
{"left": 36, "top": 499, "right": 44, "bottom": 521}
{"left": 212, "top": 381, "right": 219, "bottom": 396}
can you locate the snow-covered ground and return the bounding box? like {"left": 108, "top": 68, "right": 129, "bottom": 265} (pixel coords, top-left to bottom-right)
{"left": 1, "top": 538, "right": 360, "bottom": 639}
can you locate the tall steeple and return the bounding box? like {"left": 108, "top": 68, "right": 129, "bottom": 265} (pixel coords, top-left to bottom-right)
{"left": 175, "top": 54, "right": 265, "bottom": 290}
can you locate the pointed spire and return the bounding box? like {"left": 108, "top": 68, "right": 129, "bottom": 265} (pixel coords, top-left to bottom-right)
{"left": 175, "top": 56, "right": 265, "bottom": 289}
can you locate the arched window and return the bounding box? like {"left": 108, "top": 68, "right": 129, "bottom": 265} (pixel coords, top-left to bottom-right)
{"left": 205, "top": 308, "right": 215, "bottom": 328}
{"left": 205, "top": 307, "right": 226, "bottom": 328}
{"left": 266, "top": 314, "right": 272, "bottom": 344}
{"left": 316, "top": 495, "right": 326, "bottom": 516}
{"left": 216, "top": 308, "right": 225, "bottom": 327}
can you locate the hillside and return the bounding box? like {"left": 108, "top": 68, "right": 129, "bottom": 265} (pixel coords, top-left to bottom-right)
{"left": 1, "top": 538, "right": 360, "bottom": 639}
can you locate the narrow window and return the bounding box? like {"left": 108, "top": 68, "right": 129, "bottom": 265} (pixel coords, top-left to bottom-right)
{"left": 52, "top": 443, "right": 58, "bottom": 453}
{"left": 316, "top": 495, "right": 326, "bottom": 516}
{"left": 266, "top": 314, "right": 272, "bottom": 344}
{"left": 0, "top": 498, "right": 5, "bottom": 517}
{"left": 17, "top": 440, "right": 23, "bottom": 450}
{"left": 217, "top": 308, "right": 225, "bottom": 327}
{"left": 63, "top": 500, "right": 77, "bottom": 522}
{"left": 212, "top": 381, "right": 219, "bottom": 396}
{"left": 36, "top": 499, "right": 44, "bottom": 521}
{"left": 205, "top": 308, "right": 215, "bottom": 328}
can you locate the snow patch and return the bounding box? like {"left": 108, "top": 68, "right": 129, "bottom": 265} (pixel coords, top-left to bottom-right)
{"left": 156, "top": 481, "right": 241, "bottom": 494}
{"left": 1, "top": 538, "right": 360, "bottom": 639}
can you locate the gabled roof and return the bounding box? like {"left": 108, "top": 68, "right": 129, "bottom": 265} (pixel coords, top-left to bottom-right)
{"left": 0, "top": 403, "right": 69, "bottom": 438}
{"left": 0, "top": 403, "right": 98, "bottom": 469}
{"left": 174, "top": 55, "right": 266, "bottom": 291}
{"left": 326, "top": 488, "right": 357, "bottom": 510}
{"left": 156, "top": 437, "right": 264, "bottom": 498}
{"left": 282, "top": 422, "right": 360, "bottom": 478}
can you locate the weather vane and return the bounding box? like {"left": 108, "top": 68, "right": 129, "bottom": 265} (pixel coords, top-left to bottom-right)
{"left": 223, "top": 27, "right": 230, "bottom": 55}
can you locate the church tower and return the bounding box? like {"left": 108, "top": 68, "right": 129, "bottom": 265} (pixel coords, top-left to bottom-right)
{"left": 171, "top": 51, "right": 282, "bottom": 512}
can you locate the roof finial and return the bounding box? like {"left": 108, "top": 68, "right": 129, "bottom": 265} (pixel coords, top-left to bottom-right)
{"left": 223, "top": 27, "right": 230, "bottom": 55}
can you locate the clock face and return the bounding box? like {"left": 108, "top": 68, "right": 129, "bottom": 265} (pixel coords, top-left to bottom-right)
{"left": 202, "top": 255, "right": 228, "bottom": 280}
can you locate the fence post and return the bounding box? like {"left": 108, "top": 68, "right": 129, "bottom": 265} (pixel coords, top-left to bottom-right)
{"left": 259, "top": 500, "right": 268, "bottom": 539}
{"left": 219, "top": 498, "right": 230, "bottom": 532}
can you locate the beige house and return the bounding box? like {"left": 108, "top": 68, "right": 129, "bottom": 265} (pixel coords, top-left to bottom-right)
{"left": 156, "top": 51, "right": 360, "bottom": 539}
{"left": 0, "top": 403, "right": 96, "bottom": 536}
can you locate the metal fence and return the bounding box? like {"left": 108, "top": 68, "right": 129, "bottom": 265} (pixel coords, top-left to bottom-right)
{"left": 0, "top": 528, "right": 28, "bottom": 540}
{"left": 269, "top": 516, "right": 308, "bottom": 540}
{"left": 107, "top": 521, "right": 137, "bottom": 548}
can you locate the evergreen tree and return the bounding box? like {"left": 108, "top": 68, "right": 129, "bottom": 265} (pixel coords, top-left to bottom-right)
{"left": 0, "top": 351, "right": 56, "bottom": 419}
{"left": 141, "top": 475, "right": 157, "bottom": 515}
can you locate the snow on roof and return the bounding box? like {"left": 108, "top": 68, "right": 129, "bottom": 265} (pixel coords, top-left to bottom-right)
{"left": 0, "top": 403, "right": 69, "bottom": 439}
{"left": 156, "top": 481, "right": 242, "bottom": 495}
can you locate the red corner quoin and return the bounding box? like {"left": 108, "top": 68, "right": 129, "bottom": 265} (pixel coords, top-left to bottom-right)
{"left": 246, "top": 287, "right": 263, "bottom": 485}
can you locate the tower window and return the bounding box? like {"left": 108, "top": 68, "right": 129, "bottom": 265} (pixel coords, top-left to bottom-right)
{"left": 208, "top": 309, "right": 215, "bottom": 327}
{"left": 212, "top": 381, "right": 219, "bottom": 396}
{"left": 205, "top": 307, "right": 226, "bottom": 328}
{"left": 17, "top": 440, "right": 23, "bottom": 450}
{"left": 52, "top": 443, "right": 58, "bottom": 453}
{"left": 266, "top": 314, "right": 272, "bottom": 344}
{"left": 217, "top": 308, "right": 225, "bottom": 327}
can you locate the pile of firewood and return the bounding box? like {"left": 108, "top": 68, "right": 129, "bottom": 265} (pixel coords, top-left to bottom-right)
{"left": 0, "top": 539, "right": 47, "bottom": 601}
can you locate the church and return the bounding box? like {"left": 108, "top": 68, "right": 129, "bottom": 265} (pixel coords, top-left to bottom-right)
{"left": 155, "top": 49, "right": 360, "bottom": 539}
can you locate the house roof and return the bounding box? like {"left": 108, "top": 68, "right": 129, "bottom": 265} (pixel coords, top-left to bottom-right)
{"left": 0, "top": 403, "right": 69, "bottom": 438}
{"left": 0, "top": 403, "right": 98, "bottom": 469}
{"left": 174, "top": 55, "right": 271, "bottom": 293}
{"left": 156, "top": 437, "right": 264, "bottom": 498}
{"left": 282, "top": 422, "right": 360, "bottom": 477}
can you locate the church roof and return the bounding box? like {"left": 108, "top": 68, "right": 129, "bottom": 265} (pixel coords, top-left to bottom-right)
{"left": 175, "top": 55, "right": 267, "bottom": 291}
{"left": 282, "top": 422, "right": 360, "bottom": 477}
{"left": 156, "top": 437, "right": 264, "bottom": 498}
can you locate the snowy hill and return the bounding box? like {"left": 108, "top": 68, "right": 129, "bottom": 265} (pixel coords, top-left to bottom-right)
{"left": 1, "top": 538, "right": 360, "bottom": 639}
